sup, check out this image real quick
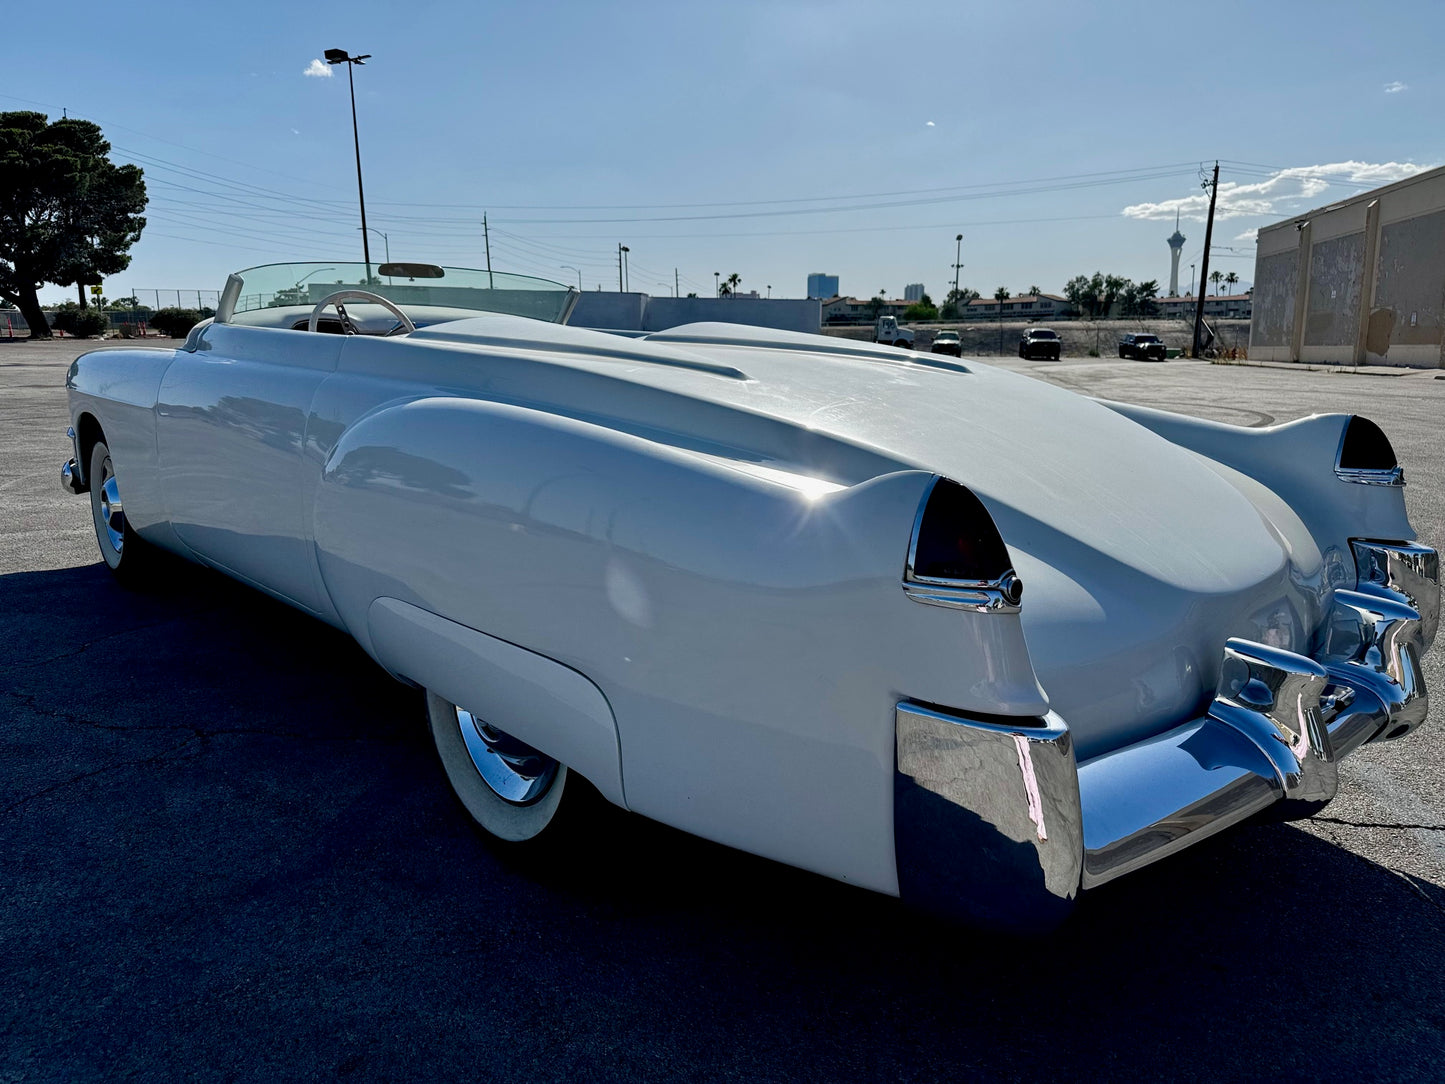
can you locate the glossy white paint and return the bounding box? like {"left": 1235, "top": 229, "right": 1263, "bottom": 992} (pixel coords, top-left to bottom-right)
{"left": 64, "top": 312, "right": 1421, "bottom": 898}
{"left": 368, "top": 597, "right": 625, "bottom": 807}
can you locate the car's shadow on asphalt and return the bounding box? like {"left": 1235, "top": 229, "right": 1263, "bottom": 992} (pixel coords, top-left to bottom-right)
{"left": 3, "top": 560, "right": 1443, "bottom": 1080}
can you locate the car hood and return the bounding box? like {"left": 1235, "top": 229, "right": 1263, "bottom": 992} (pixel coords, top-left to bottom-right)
{"left": 411, "top": 318, "right": 1331, "bottom": 756}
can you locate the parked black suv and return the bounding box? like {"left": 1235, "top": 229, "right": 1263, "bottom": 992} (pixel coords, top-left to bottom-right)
{"left": 1018, "top": 328, "right": 1060, "bottom": 360}
{"left": 1119, "top": 333, "right": 1166, "bottom": 361}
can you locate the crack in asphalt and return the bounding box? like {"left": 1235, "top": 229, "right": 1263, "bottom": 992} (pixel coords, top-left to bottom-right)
{"left": 2, "top": 686, "right": 411, "bottom": 748}
{"left": 3, "top": 614, "right": 210, "bottom": 670}
{"left": 0, "top": 701, "right": 414, "bottom": 818}
{"left": 1313, "top": 815, "right": 1445, "bottom": 832}
{"left": 0, "top": 733, "right": 205, "bottom": 817}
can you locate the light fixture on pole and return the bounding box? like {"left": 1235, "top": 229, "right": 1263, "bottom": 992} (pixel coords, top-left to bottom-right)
{"left": 358, "top": 227, "right": 389, "bottom": 263}
{"left": 714, "top": 271, "right": 719, "bottom": 298}
{"left": 325, "top": 47, "right": 373, "bottom": 282}
{"left": 359, "top": 227, "right": 389, "bottom": 284}
{"left": 560, "top": 265, "right": 582, "bottom": 290}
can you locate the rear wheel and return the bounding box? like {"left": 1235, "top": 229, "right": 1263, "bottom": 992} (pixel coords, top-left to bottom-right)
{"left": 427, "top": 691, "right": 580, "bottom": 844}
{"left": 88, "top": 439, "right": 155, "bottom": 581}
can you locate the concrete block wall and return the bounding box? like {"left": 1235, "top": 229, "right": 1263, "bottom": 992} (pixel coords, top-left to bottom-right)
{"left": 568, "top": 292, "right": 820, "bottom": 335}
{"left": 1250, "top": 165, "right": 1445, "bottom": 366}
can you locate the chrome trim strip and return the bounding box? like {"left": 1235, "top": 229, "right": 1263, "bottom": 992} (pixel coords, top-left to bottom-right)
{"left": 1335, "top": 465, "right": 1405, "bottom": 487}
{"left": 902, "top": 573, "right": 1022, "bottom": 613}
{"left": 1351, "top": 539, "right": 1440, "bottom": 650}
{"left": 895, "top": 703, "right": 1082, "bottom": 930}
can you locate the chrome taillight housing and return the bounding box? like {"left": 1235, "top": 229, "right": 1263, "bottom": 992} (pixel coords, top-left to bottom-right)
{"left": 903, "top": 477, "right": 1023, "bottom": 613}
{"left": 1335, "top": 416, "right": 1404, "bottom": 486}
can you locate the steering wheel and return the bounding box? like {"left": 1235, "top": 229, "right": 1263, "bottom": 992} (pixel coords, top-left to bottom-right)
{"left": 307, "top": 289, "right": 416, "bottom": 336}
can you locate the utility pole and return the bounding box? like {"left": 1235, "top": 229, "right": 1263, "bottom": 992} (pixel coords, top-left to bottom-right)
{"left": 324, "top": 49, "right": 374, "bottom": 282}
{"left": 1192, "top": 161, "right": 1219, "bottom": 358}
{"left": 618, "top": 244, "right": 629, "bottom": 292}
{"left": 953, "top": 233, "right": 963, "bottom": 299}
{"left": 482, "top": 214, "right": 493, "bottom": 289}
{"left": 675, "top": 268, "right": 679, "bottom": 297}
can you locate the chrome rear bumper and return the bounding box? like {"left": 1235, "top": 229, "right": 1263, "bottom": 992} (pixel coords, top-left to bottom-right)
{"left": 895, "top": 540, "right": 1439, "bottom": 930}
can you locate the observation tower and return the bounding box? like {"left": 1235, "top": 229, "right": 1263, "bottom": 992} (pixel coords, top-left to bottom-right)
{"left": 1167, "top": 212, "right": 1186, "bottom": 297}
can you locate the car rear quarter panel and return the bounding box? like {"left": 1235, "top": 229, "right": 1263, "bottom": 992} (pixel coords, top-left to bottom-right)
{"left": 310, "top": 393, "right": 1048, "bottom": 895}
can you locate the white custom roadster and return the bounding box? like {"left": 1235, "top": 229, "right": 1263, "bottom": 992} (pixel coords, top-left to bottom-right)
{"left": 63, "top": 261, "right": 1439, "bottom": 929}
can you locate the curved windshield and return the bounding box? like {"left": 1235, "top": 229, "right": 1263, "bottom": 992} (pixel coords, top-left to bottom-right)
{"left": 221, "top": 262, "right": 576, "bottom": 325}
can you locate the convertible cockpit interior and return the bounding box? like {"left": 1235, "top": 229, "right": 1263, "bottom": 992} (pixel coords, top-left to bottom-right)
{"left": 214, "top": 261, "right": 579, "bottom": 335}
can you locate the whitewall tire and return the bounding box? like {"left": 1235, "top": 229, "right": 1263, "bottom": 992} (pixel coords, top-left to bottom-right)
{"left": 426, "top": 691, "right": 575, "bottom": 843}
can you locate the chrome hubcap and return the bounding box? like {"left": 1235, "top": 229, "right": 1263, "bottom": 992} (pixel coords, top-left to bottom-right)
{"left": 98, "top": 462, "right": 125, "bottom": 554}
{"left": 455, "top": 707, "right": 559, "bottom": 805}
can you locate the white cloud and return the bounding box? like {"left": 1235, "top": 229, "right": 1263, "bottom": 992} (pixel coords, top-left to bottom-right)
{"left": 1234, "top": 229, "right": 1259, "bottom": 242}
{"left": 290, "top": 128, "right": 301, "bottom": 135}
{"left": 926, "top": 120, "right": 935, "bottom": 127}
{"left": 1121, "top": 160, "right": 1434, "bottom": 222}
{"left": 303, "top": 59, "right": 333, "bottom": 78}
{"left": 1384, "top": 80, "right": 1407, "bottom": 94}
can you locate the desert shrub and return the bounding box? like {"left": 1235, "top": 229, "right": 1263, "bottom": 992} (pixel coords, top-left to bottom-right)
{"left": 51, "top": 308, "right": 110, "bottom": 338}
{"left": 149, "top": 307, "right": 202, "bottom": 337}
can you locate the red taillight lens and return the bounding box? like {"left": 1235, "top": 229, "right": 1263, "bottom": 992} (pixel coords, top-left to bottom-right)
{"left": 908, "top": 478, "right": 1014, "bottom": 585}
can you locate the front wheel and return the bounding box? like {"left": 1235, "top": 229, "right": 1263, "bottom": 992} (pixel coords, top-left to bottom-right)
{"left": 427, "top": 691, "right": 580, "bottom": 844}
{"left": 88, "top": 438, "right": 156, "bottom": 581}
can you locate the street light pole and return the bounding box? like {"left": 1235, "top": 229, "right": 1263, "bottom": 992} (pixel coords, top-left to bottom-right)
{"left": 325, "top": 48, "right": 374, "bottom": 282}
{"left": 714, "top": 271, "right": 719, "bottom": 298}
{"left": 618, "top": 244, "right": 629, "bottom": 292}
{"left": 953, "top": 233, "right": 963, "bottom": 299}
{"left": 561, "top": 265, "right": 582, "bottom": 290}
{"left": 359, "top": 227, "right": 389, "bottom": 263}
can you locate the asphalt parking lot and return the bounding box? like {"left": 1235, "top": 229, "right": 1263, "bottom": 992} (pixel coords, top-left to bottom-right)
{"left": 3, "top": 338, "right": 1443, "bottom": 1081}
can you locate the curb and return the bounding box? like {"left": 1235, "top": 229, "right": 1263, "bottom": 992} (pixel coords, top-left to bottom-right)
{"left": 1210, "top": 358, "right": 1439, "bottom": 378}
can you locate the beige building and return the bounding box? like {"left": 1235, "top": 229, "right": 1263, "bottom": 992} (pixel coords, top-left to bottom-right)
{"left": 960, "top": 293, "right": 1069, "bottom": 321}
{"left": 1249, "top": 164, "right": 1445, "bottom": 367}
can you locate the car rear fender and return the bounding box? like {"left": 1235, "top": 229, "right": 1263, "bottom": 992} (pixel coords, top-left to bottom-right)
{"left": 1096, "top": 402, "right": 1414, "bottom": 586}
{"left": 312, "top": 395, "right": 1049, "bottom": 890}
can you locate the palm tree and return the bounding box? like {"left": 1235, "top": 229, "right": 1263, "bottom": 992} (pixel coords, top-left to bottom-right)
{"left": 1224, "top": 271, "right": 1239, "bottom": 296}
{"left": 1209, "top": 270, "right": 1224, "bottom": 296}
{"left": 1027, "top": 284, "right": 1042, "bottom": 297}
{"left": 725, "top": 272, "right": 741, "bottom": 298}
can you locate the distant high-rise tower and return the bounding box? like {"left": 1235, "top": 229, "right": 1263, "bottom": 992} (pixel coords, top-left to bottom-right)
{"left": 904, "top": 283, "right": 925, "bottom": 302}
{"left": 1167, "top": 212, "right": 1186, "bottom": 297}
{"left": 807, "top": 272, "right": 839, "bottom": 299}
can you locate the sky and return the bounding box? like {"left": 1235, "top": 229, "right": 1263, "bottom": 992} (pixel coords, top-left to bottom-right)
{"left": 4, "top": 0, "right": 1441, "bottom": 307}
